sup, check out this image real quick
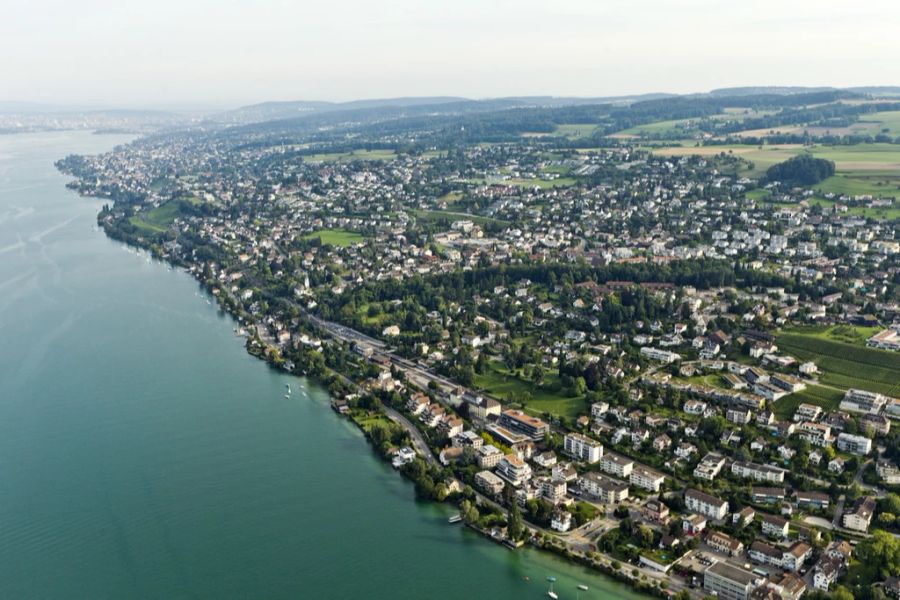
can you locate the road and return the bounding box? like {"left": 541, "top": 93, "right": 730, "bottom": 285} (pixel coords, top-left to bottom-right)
{"left": 384, "top": 404, "right": 437, "bottom": 466}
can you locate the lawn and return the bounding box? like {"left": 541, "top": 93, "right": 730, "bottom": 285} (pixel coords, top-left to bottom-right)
{"left": 473, "top": 361, "right": 587, "bottom": 420}
{"left": 774, "top": 385, "right": 844, "bottom": 420}
{"left": 302, "top": 228, "right": 365, "bottom": 247}
{"left": 612, "top": 118, "right": 701, "bottom": 138}
{"left": 776, "top": 331, "right": 900, "bottom": 397}
{"left": 302, "top": 149, "right": 397, "bottom": 163}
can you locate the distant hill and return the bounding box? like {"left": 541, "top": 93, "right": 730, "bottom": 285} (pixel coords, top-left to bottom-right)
{"left": 708, "top": 86, "right": 837, "bottom": 97}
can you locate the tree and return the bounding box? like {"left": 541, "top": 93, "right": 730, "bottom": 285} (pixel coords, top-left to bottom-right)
{"left": 507, "top": 502, "right": 525, "bottom": 541}
{"left": 831, "top": 586, "right": 854, "bottom": 600}
{"left": 855, "top": 529, "right": 900, "bottom": 580}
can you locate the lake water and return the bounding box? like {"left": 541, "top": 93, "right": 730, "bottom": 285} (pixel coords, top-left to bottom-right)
{"left": 0, "top": 131, "right": 648, "bottom": 599}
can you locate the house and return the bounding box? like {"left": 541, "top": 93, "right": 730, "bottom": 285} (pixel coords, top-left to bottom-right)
{"left": 733, "top": 506, "right": 756, "bottom": 527}
{"left": 726, "top": 408, "right": 752, "bottom": 425}
{"left": 551, "top": 462, "right": 578, "bottom": 483}
{"left": 652, "top": 434, "right": 672, "bottom": 452}
{"left": 475, "top": 470, "right": 505, "bottom": 495}
{"left": 643, "top": 500, "right": 670, "bottom": 524}
{"left": 797, "top": 421, "right": 833, "bottom": 447}
{"left": 843, "top": 496, "right": 876, "bottom": 532}
{"left": 812, "top": 556, "right": 842, "bottom": 591}
{"left": 760, "top": 513, "right": 789, "bottom": 538}
{"left": 796, "top": 490, "right": 830, "bottom": 510}
{"left": 563, "top": 432, "right": 603, "bottom": 463}
{"left": 828, "top": 457, "right": 846, "bottom": 474}
{"left": 793, "top": 403, "right": 823, "bottom": 422}
{"left": 477, "top": 444, "right": 503, "bottom": 468}
{"left": 551, "top": 510, "right": 572, "bottom": 532}
{"left": 752, "top": 487, "right": 786, "bottom": 504}
{"left": 682, "top": 513, "right": 707, "bottom": 535}
{"left": 707, "top": 530, "right": 744, "bottom": 557}
{"left": 685, "top": 488, "right": 729, "bottom": 520}
{"left": 533, "top": 451, "right": 557, "bottom": 469}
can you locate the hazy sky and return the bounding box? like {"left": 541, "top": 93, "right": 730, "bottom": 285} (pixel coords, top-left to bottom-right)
{"left": 3, "top": 0, "right": 900, "bottom": 109}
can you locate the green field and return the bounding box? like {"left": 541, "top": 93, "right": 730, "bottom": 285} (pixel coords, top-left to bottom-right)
{"left": 854, "top": 110, "right": 900, "bottom": 134}
{"left": 302, "top": 228, "right": 365, "bottom": 247}
{"left": 302, "top": 149, "right": 397, "bottom": 163}
{"left": 651, "top": 144, "right": 804, "bottom": 176}
{"left": 129, "top": 199, "right": 196, "bottom": 233}
{"left": 775, "top": 385, "right": 844, "bottom": 420}
{"left": 552, "top": 123, "right": 599, "bottom": 139}
{"left": 473, "top": 361, "right": 587, "bottom": 420}
{"left": 613, "top": 118, "right": 700, "bottom": 138}
{"left": 777, "top": 331, "right": 900, "bottom": 397}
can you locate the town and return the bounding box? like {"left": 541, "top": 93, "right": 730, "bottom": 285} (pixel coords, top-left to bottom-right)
{"left": 59, "top": 90, "right": 900, "bottom": 600}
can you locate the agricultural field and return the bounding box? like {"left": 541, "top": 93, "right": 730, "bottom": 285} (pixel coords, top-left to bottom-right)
{"left": 611, "top": 118, "right": 701, "bottom": 139}
{"left": 775, "top": 385, "right": 844, "bottom": 420}
{"left": 302, "top": 228, "right": 366, "bottom": 247}
{"left": 302, "top": 149, "right": 397, "bottom": 163}
{"left": 473, "top": 361, "right": 587, "bottom": 420}
{"left": 776, "top": 330, "right": 900, "bottom": 397}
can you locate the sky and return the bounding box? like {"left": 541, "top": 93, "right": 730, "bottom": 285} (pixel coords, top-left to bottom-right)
{"left": 2, "top": 0, "right": 900, "bottom": 110}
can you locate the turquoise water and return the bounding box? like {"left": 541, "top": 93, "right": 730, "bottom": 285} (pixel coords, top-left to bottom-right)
{"left": 0, "top": 131, "right": 648, "bottom": 599}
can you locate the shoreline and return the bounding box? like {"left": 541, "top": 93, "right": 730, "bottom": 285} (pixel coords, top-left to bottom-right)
{"left": 66, "top": 184, "right": 667, "bottom": 599}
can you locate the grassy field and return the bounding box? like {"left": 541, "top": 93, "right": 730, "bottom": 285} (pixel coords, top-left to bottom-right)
{"left": 302, "top": 149, "right": 397, "bottom": 163}
{"left": 553, "top": 123, "right": 598, "bottom": 139}
{"left": 302, "top": 228, "right": 365, "bottom": 247}
{"left": 129, "top": 199, "right": 195, "bottom": 233}
{"left": 651, "top": 144, "right": 804, "bottom": 176}
{"left": 473, "top": 361, "right": 587, "bottom": 420}
{"left": 775, "top": 385, "right": 844, "bottom": 420}
{"left": 612, "top": 118, "right": 700, "bottom": 138}
{"left": 777, "top": 331, "right": 900, "bottom": 397}
{"left": 854, "top": 110, "right": 900, "bottom": 134}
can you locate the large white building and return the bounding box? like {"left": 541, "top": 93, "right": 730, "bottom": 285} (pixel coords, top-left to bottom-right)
{"left": 640, "top": 346, "right": 681, "bottom": 364}
{"left": 563, "top": 432, "right": 603, "bottom": 463}
{"left": 600, "top": 452, "right": 634, "bottom": 478}
{"left": 630, "top": 466, "right": 665, "bottom": 492}
{"left": 703, "top": 562, "right": 757, "bottom": 600}
{"left": 840, "top": 389, "right": 888, "bottom": 414}
{"left": 836, "top": 432, "right": 872, "bottom": 456}
{"left": 731, "top": 461, "right": 786, "bottom": 483}
{"left": 685, "top": 488, "right": 729, "bottom": 520}
{"left": 496, "top": 454, "right": 532, "bottom": 487}
{"left": 579, "top": 472, "right": 629, "bottom": 504}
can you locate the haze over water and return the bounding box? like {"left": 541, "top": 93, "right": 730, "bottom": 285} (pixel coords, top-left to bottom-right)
{"left": 0, "top": 131, "right": 647, "bottom": 599}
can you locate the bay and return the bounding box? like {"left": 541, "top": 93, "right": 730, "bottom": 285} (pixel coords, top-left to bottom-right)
{"left": 0, "top": 131, "right": 648, "bottom": 600}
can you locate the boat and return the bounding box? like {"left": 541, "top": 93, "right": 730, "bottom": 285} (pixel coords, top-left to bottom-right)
{"left": 547, "top": 576, "right": 558, "bottom": 599}
{"left": 578, "top": 584, "right": 589, "bottom": 591}
{"left": 447, "top": 514, "right": 462, "bottom": 524}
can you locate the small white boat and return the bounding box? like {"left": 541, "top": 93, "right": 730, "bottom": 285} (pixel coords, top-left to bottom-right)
{"left": 578, "top": 584, "right": 589, "bottom": 591}
{"left": 547, "top": 576, "right": 558, "bottom": 599}
{"left": 448, "top": 514, "right": 462, "bottom": 524}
